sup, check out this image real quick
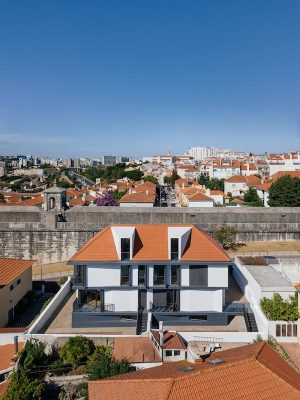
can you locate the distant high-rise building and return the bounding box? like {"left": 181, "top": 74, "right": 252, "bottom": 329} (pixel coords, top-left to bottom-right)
{"left": 101, "top": 156, "right": 116, "bottom": 165}
{"left": 188, "top": 146, "right": 218, "bottom": 161}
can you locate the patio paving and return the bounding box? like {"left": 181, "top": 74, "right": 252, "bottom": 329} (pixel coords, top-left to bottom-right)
{"left": 43, "top": 292, "right": 136, "bottom": 335}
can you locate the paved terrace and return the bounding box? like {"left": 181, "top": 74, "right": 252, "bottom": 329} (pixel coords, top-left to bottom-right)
{"left": 41, "top": 274, "right": 248, "bottom": 335}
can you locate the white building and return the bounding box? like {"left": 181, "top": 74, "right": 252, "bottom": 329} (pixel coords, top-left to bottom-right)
{"left": 224, "top": 175, "right": 261, "bottom": 197}
{"left": 188, "top": 147, "right": 218, "bottom": 161}
{"left": 69, "top": 224, "right": 231, "bottom": 333}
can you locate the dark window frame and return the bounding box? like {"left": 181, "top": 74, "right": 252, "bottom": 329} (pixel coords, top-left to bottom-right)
{"left": 120, "top": 265, "right": 131, "bottom": 286}
{"left": 153, "top": 265, "right": 166, "bottom": 286}
{"left": 138, "top": 265, "right": 147, "bottom": 287}
{"left": 171, "top": 265, "right": 180, "bottom": 285}
{"left": 121, "top": 238, "right": 131, "bottom": 261}
{"left": 171, "top": 238, "right": 179, "bottom": 260}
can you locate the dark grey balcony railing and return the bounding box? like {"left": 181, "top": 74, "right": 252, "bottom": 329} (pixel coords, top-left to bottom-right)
{"left": 73, "top": 299, "right": 115, "bottom": 312}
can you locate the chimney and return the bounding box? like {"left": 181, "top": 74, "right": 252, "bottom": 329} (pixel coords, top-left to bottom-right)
{"left": 14, "top": 336, "right": 19, "bottom": 355}
{"left": 159, "top": 321, "right": 164, "bottom": 348}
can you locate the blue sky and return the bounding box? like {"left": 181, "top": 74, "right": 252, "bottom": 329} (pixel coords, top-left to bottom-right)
{"left": 0, "top": 0, "right": 300, "bottom": 157}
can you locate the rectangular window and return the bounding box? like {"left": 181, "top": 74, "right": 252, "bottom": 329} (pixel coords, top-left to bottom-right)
{"left": 74, "top": 265, "right": 85, "bottom": 286}
{"left": 121, "top": 265, "right": 131, "bottom": 286}
{"left": 174, "top": 350, "right": 180, "bottom": 356}
{"left": 282, "top": 324, "right": 286, "bottom": 337}
{"left": 121, "top": 238, "right": 131, "bottom": 261}
{"left": 189, "top": 266, "right": 208, "bottom": 286}
{"left": 276, "top": 324, "right": 281, "bottom": 337}
{"left": 287, "top": 324, "right": 292, "bottom": 337}
{"left": 171, "top": 238, "right": 179, "bottom": 260}
{"left": 153, "top": 265, "right": 165, "bottom": 286}
{"left": 171, "top": 265, "right": 180, "bottom": 285}
{"left": 138, "top": 265, "right": 146, "bottom": 286}
{"left": 293, "top": 324, "right": 297, "bottom": 337}
{"left": 165, "top": 350, "right": 172, "bottom": 357}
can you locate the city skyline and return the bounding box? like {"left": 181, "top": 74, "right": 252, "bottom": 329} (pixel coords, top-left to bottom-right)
{"left": 1, "top": 1, "right": 300, "bottom": 156}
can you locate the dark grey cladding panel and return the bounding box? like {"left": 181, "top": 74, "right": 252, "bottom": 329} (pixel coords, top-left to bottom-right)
{"left": 72, "top": 312, "right": 137, "bottom": 328}
{"left": 152, "top": 312, "right": 228, "bottom": 327}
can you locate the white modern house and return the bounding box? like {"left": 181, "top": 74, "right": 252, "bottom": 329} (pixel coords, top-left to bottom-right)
{"left": 69, "top": 224, "right": 236, "bottom": 334}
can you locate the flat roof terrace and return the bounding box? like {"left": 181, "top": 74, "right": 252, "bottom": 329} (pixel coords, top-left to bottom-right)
{"left": 244, "top": 264, "right": 295, "bottom": 290}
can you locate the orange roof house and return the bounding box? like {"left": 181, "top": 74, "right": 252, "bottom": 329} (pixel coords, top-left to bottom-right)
{"left": 225, "top": 175, "right": 261, "bottom": 186}
{"left": 88, "top": 342, "right": 300, "bottom": 400}
{"left": 187, "top": 192, "right": 214, "bottom": 203}
{"left": 0, "top": 258, "right": 34, "bottom": 327}
{"left": 70, "top": 224, "right": 230, "bottom": 263}
{"left": 0, "top": 258, "right": 34, "bottom": 287}
{"left": 119, "top": 192, "right": 156, "bottom": 204}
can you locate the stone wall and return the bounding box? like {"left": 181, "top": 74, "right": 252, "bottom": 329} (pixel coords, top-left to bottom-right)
{"left": 0, "top": 206, "right": 299, "bottom": 264}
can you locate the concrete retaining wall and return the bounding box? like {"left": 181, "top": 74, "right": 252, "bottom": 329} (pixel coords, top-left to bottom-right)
{"left": 0, "top": 206, "right": 299, "bottom": 264}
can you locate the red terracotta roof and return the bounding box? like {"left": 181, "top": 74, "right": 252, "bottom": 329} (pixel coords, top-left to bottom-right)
{"left": 70, "top": 224, "right": 230, "bottom": 262}
{"left": 119, "top": 192, "right": 155, "bottom": 203}
{"left": 175, "top": 178, "right": 189, "bottom": 187}
{"left": 271, "top": 171, "right": 300, "bottom": 181}
{"left": 88, "top": 342, "right": 300, "bottom": 400}
{"left": 225, "top": 175, "right": 261, "bottom": 185}
{"left": 188, "top": 192, "right": 214, "bottom": 202}
{"left": 112, "top": 337, "right": 161, "bottom": 363}
{"left": 151, "top": 330, "right": 186, "bottom": 350}
{"left": 0, "top": 258, "right": 34, "bottom": 286}
{"left": 0, "top": 342, "right": 24, "bottom": 372}
{"left": 69, "top": 197, "right": 85, "bottom": 207}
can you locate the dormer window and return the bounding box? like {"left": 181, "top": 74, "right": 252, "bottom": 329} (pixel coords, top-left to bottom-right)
{"left": 171, "top": 238, "right": 179, "bottom": 260}
{"left": 121, "top": 238, "right": 131, "bottom": 261}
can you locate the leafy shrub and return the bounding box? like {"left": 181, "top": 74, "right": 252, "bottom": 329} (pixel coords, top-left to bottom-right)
{"left": 21, "top": 339, "right": 47, "bottom": 372}
{"left": 3, "top": 368, "right": 43, "bottom": 400}
{"left": 59, "top": 336, "right": 95, "bottom": 368}
{"left": 239, "top": 256, "right": 268, "bottom": 266}
{"left": 213, "top": 226, "right": 245, "bottom": 251}
{"left": 87, "top": 344, "right": 133, "bottom": 380}
{"left": 60, "top": 276, "right": 68, "bottom": 285}
{"left": 260, "top": 293, "right": 299, "bottom": 321}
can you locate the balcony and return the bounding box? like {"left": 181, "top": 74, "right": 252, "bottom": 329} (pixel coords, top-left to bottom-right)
{"left": 73, "top": 298, "right": 115, "bottom": 312}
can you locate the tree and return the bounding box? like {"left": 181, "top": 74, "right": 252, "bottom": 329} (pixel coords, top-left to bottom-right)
{"left": 164, "top": 169, "right": 180, "bottom": 187}
{"left": 198, "top": 173, "right": 224, "bottom": 191}
{"left": 144, "top": 175, "right": 158, "bottom": 184}
{"left": 243, "top": 187, "right": 263, "bottom": 207}
{"left": 123, "top": 169, "right": 144, "bottom": 181}
{"left": 59, "top": 336, "right": 95, "bottom": 369}
{"left": 213, "top": 226, "right": 245, "bottom": 251}
{"left": 3, "top": 368, "right": 43, "bottom": 400}
{"left": 21, "top": 339, "right": 47, "bottom": 371}
{"left": 260, "top": 293, "right": 299, "bottom": 321}
{"left": 96, "top": 193, "right": 119, "bottom": 206}
{"left": 87, "top": 346, "right": 133, "bottom": 381}
{"left": 268, "top": 175, "right": 300, "bottom": 207}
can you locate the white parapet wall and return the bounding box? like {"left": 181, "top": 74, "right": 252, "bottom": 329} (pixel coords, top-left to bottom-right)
{"left": 232, "top": 259, "right": 268, "bottom": 336}
{"left": 26, "top": 278, "right": 72, "bottom": 335}
{"left": 180, "top": 331, "right": 261, "bottom": 343}
{"left": 233, "top": 258, "right": 298, "bottom": 342}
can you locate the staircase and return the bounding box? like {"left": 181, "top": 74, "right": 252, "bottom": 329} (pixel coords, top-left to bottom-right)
{"left": 246, "top": 312, "right": 258, "bottom": 332}
{"left": 136, "top": 311, "right": 148, "bottom": 335}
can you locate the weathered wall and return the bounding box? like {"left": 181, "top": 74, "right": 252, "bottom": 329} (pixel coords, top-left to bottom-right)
{"left": 0, "top": 206, "right": 299, "bottom": 264}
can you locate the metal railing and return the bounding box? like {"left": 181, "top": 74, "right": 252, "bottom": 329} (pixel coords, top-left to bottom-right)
{"left": 73, "top": 299, "right": 115, "bottom": 312}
